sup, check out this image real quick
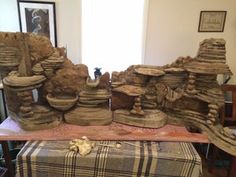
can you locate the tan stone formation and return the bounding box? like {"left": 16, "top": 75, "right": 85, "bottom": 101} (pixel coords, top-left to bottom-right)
{"left": 3, "top": 81, "right": 62, "bottom": 130}
{"left": 3, "top": 73, "right": 46, "bottom": 87}
{"left": 113, "top": 109, "right": 167, "bottom": 128}
{"left": 186, "top": 72, "right": 198, "bottom": 94}
{"left": 70, "top": 72, "right": 113, "bottom": 123}
{"left": 86, "top": 77, "right": 100, "bottom": 88}
{"left": 221, "top": 127, "right": 236, "bottom": 140}
{"left": 98, "top": 72, "right": 110, "bottom": 89}
{"left": 78, "top": 89, "right": 110, "bottom": 107}
{"left": 0, "top": 43, "right": 20, "bottom": 67}
{"left": 17, "top": 90, "right": 34, "bottom": 118}
{"left": 197, "top": 38, "right": 226, "bottom": 63}
{"left": 110, "top": 39, "right": 236, "bottom": 155}
{"left": 40, "top": 54, "right": 64, "bottom": 78}
{"left": 184, "top": 61, "right": 231, "bottom": 74}
{"left": 0, "top": 32, "right": 236, "bottom": 156}
{"left": 76, "top": 72, "right": 111, "bottom": 109}
{"left": 111, "top": 92, "right": 134, "bottom": 110}
{"left": 155, "top": 83, "right": 183, "bottom": 109}
{"left": 134, "top": 66, "right": 165, "bottom": 77}
{"left": 113, "top": 85, "right": 145, "bottom": 96}
{"left": 120, "top": 65, "right": 148, "bottom": 86}
{"left": 0, "top": 32, "right": 64, "bottom": 130}
{"left": 46, "top": 94, "right": 78, "bottom": 111}
{"left": 130, "top": 96, "right": 145, "bottom": 116}
{"left": 112, "top": 83, "right": 166, "bottom": 124}
{"left": 206, "top": 104, "right": 220, "bottom": 125}
{"left": 28, "top": 33, "right": 54, "bottom": 64}
{"left": 65, "top": 107, "right": 112, "bottom": 125}
{"left": 43, "top": 60, "right": 88, "bottom": 97}
{"left": 16, "top": 105, "right": 62, "bottom": 131}
{"left": 0, "top": 32, "right": 31, "bottom": 76}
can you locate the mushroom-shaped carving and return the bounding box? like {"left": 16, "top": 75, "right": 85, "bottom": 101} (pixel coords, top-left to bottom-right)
{"left": 113, "top": 85, "right": 145, "bottom": 96}
{"left": 113, "top": 85, "right": 145, "bottom": 116}
{"left": 46, "top": 94, "right": 78, "bottom": 111}
{"left": 134, "top": 66, "right": 165, "bottom": 77}
{"left": 3, "top": 73, "right": 46, "bottom": 87}
{"left": 86, "top": 77, "right": 100, "bottom": 88}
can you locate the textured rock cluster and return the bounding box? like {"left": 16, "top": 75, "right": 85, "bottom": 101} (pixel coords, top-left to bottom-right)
{"left": 197, "top": 38, "right": 226, "bottom": 63}
{"left": 0, "top": 32, "right": 235, "bottom": 156}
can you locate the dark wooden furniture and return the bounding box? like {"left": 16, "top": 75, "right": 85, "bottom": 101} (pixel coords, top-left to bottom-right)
{"left": 221, "top": 84, "right": 236, "bottom": 177}
{"left": 221, "top": 84, "right": 236, "bottom": 126}
{"left": 0, "top": 82, "right": 13, "bottom": 177}
{"left": 0, "top": 83, "right": 7, "bottom": 120}
{"left": 0, "top": 141, "right": 14, "bottom": 177}
{"left": 209, "top": 84, "right": 236, "bottom": 177}
{"left": 228, "top": 157, "right": 236, "bottom": 177}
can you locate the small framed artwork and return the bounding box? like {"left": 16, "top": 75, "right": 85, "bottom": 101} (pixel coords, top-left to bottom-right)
{"left": 198, "top": 11, "right": 227, "bottom": 32}
{"left": 17, "top": 0, "right": 57, "bottom": 47}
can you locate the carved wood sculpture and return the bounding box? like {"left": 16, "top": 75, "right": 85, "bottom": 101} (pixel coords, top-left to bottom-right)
{"left": 0, "top": 32, "right": 235, "bottom": 156}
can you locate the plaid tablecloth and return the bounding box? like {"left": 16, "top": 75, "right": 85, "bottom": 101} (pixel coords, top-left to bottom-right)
{"left": 16, "top": 141, "right": 202, "bottom": 177}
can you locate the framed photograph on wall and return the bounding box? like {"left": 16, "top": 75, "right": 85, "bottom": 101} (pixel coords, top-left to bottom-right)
{"left": 198, "top": 11, "right": 227, "bottom": 32}
{"left": 17, "top": 0, "right": 57, "bottom": 47}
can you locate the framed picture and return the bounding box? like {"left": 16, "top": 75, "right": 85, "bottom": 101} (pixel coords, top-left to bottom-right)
{"left": 198, "top": 11, "right": 227, "bottom": 32}
{"left": 17, "top": 0, "right": 57, "bottom": 47}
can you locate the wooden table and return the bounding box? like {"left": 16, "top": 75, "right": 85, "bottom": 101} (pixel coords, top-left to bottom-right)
{"left": 0, "top": 82, "right": 7, "bottom": 119}
{"left": 0, "top": 118, "right": 209, "bottom": 142}
{"left": 0, "top": 117, "right": 209, "bottom": 177}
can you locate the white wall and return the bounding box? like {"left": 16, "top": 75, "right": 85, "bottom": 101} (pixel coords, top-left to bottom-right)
{"left": 0, "top": 0, "right": 81, "bottom": 64}
{"left": 145, "top": 0, "right": 236, "bottom": 84}
{"left": 56, "top": 0, "right": 81, "bottom": 64}
{"left": 0, "top": 0, "right": 20, "bottom": 32}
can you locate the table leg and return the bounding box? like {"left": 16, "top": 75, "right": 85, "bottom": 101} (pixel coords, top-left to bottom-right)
{"left": 1, "top": 89, "right": 8, "bottom": 119}
{"left": 0, "top": 141, "right": 14, "bottom": 177}
{"left": 228, "top": 156, "right": 236, "bottom": 177}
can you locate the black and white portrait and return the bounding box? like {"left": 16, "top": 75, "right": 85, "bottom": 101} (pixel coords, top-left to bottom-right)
{"left": 25, "top": 8, "right": 50, "bottom": 39}
{"left": 18, "top": 1, "right": 57, "bottom": 47}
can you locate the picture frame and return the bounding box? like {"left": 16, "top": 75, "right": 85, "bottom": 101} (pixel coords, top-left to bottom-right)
{"left": 17, "top": 0, "right": 57, "bottom": 47}
{"left": 198, "top": 11, "right": 227, "bottom": 32}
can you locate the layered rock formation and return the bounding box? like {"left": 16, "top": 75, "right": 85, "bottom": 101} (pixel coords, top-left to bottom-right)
{"left": 65, "top": 72, "right": 112, "bottom": 125}
{"left": 197, "top": 38, "right": 226, "bottom": 63}
{"left": 0, "top": 32, "right": 235, "bottom": 156}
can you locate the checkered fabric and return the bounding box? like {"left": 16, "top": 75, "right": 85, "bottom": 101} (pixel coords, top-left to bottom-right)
{"left": 16, "top": 141, "right": 202, "bottom": 177}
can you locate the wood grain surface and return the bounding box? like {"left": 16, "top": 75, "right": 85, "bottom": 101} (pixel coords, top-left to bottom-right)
{"left": 0, "top": 118, "right": 209, "bottom": 142}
